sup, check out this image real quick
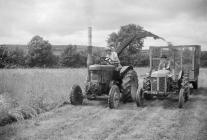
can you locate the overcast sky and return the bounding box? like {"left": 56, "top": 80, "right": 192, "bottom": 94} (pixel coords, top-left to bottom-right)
{"left": 0, "top": 0, "right": 206, "bottom": 50}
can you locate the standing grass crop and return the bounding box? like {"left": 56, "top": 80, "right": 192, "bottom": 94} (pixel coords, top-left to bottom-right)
{"left": 0, "top": 67, "right": 148, "bottom": 125}
{"left": 0, "top": 68, "right": 87, "bottom": 125}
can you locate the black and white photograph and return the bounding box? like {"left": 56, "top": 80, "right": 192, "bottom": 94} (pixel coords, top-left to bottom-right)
{"left": 0, "top": 0, "right": 207, "bottom": 139}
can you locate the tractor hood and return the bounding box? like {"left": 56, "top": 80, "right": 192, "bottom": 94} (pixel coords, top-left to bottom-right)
{"left": 89, "top": 64, "right": 115, "bottom": 71}
{"left": 151, "top": 70, "right": 170, "bottom": 77}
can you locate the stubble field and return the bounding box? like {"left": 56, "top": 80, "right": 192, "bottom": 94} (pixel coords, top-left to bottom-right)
{"left": 0, "top": 67, "right": 207, "bottom": 140}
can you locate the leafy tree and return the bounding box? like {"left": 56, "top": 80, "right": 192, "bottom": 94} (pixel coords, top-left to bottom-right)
{"left": 107, "top": 32, "right": 119, "bottom": 47}
{"left": 0, "top": 47, "right": 26, "bottom": 68}
{"left": 78, "top": 50, "right": 87, "bottom": 67}
{"left": 6, "top": 48, "right": 26, "bottom": 68}
{"left": 0, "top": 46, "right": 9, "bottom": 68}
{"left": 26, "top": 35, "right": 55, "bottom": 67}
{"left": 107, "top": 24, "right": 145, "bottom": 65}
{"left": 59, "top": 45, "right": 86, "bottom": 67}
{"left": 107, "top": 24, "right": 144, "bottom": 52}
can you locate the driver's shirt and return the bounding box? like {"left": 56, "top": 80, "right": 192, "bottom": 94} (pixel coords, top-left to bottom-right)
{"left": 158, "top": 60, "right": 171, "bottom": 70}
{"left": 106, "top": 52, "right": 120, "bottom": 63}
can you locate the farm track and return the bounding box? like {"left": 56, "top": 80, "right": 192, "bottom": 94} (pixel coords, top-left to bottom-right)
{"left": 1, "top": 70, "right": 207, "bottom": 140}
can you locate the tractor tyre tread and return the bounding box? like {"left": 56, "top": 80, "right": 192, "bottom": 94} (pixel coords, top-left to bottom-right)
{"left": 136, "top": 88, "right": 144, "bottom": 107}
{"left": 192, "top": 80, "right": 198, "bottom": 89}
{"left": 108, "top": 85, "right": 120, "bottom": 109}
{"left": 121, "top": 69, "right": 138, "bottom": 102}
{"left": 70, "top": 84, "right": 83, "bottom": 105}
{"left": 178, "top": 88, "right": 184, "bottom": 108}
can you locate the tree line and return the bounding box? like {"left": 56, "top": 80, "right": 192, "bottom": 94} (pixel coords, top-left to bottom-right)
{"left": 0, "top": 36, "right": 84, "bottom": 68}
{"left": 0, "top": 34, "right": 206, "bottom": 68}
{"left": 0, "top": 23, "right": 206, "bottom": 68}
{"left": 0, "top": 36, "right": 150, "bottom": 68}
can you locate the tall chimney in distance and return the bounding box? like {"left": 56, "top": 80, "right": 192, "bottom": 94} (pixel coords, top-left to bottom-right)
{"left": 87, "top": 27, "right": 93, "bottom": 81}
{"left": 88, "top": 27, "right": 92, "bottom": 46}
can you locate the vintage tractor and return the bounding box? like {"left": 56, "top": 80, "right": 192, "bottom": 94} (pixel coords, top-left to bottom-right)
{"left": 136, "top": 45, "right": 201, "bottom": 108}
{"left": 70, "top": 30, "right": 165, "bottom": 109}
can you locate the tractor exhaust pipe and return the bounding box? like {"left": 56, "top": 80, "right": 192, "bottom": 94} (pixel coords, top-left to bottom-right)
{"left": 87, "top": 27, "right": 93, "bottom": 81}
{"left": 88, "top": 27, "right": 92, "bottom": 47}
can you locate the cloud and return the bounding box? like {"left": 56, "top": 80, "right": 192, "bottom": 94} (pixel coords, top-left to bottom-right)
{"left": 46, "top": 29, "right": 114, "bottom": 46}
{"left": 0, "top": 0, "right": 206, "bottom": 49}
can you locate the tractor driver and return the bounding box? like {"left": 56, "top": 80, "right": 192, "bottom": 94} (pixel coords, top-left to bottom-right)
{"left": 105, "top": 47, "right": 120, "bottom": 64}
{"left": 158, "top": 54, "right": 171, "bottom": 70}
{"left": 105, "top": 44, "right": 122, "bottom": 82}
{"left": 105, "top": 43, "right": 122, "bottom": 70}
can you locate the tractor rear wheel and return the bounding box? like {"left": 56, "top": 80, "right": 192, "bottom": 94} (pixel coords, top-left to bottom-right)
{"left": 178, "top": 88, "right": 184, "bottom": 108}
{"left": 136, "top": 88, "right": 144, "bottom": 107}
{"left": 121, "top": 69, "right": 138, "bottom": 102}
{"left": 70, "top": 84, "right": 83, "bottom": 105}
{"left": 192, "top": 80, "right": 198, "bottom": 89}
{"left": 108, "top": 85, "right": 121, "bottom": 109}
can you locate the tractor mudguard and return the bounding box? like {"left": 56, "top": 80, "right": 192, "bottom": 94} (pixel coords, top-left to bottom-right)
{"left": 178, "top": 70, "right": 184, "bottom": 81}
{"left": 120, "top": 66, "right": 133, "bottom": 78}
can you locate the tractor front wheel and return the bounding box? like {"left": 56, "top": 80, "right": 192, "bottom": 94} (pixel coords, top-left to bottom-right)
{"left": 70, "top": 84, "right": 83, "bottom": 105}
{"left": 185, "top": 87, "right": 190, "bottom": 101}
{"left": 178, "top": 88, "right": 184, "bottom": 108}
{"left": 108, "top": 85, "right": 121, "bottom": 109}
{"left": 143, "top": 78, "right": 152, "bottom": 100}
{"left": 143, "top": 78, "right": 151, "bottom": 91}
{"left": 136, "top": 88, "right": 144, "bottom": 107}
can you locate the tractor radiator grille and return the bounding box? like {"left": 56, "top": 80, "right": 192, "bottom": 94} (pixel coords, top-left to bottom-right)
{"left": 151, "top": 78, "right": 157, "bottom": 91}
{"left": 159, "top": 77, "right": 165, "bottom": 92}
{"left": 151, "top": 77, "right": 166, "bottom": 92}
{"left": 189, "top": 70, "right": 194, "bottom": 80}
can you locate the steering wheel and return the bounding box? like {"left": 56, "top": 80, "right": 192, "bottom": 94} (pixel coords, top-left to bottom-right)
{"left": 100, "top": 57, "right": 113, "bottom": 65}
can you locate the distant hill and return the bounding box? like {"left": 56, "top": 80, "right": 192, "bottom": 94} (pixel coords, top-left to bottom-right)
{"left": 0, "top": 44, "right": 105, "bottom": 56}
{"left": 0, "top": 44, "right": 151, "bottom": 57}
{"left": 0, "top": 44, "right": 28, "bottom": 52}
{"left": 52, "top": 45, "right": 105, "bottom": 55}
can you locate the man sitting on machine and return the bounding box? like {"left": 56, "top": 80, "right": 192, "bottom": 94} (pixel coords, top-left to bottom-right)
{"left": 158, "top": 54, "right": 171, "bottom": 70}
{"left": 104, "top": 43, "right": 122, "bottom": 71}
{"left": 103, "top": 43, "right": 122, "bottom": 82}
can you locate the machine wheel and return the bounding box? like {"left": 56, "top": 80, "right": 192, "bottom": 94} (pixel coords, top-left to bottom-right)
{"left": 144, "top": 93, "right": 153, "bottom": 100}
{"left": 143, "top": 78, "right": 151, "bottom": 90}
{"left": 178, "top": 88, "right": 184, "bottom": 108}
{"left": 184, "top": 87, "right": 190, "bottom": 101}
{"left": 136, "top": 88, "right": 144, "bottom": 107}
{"left": 192, "top": 80, "right": 198, "bottom": 89}
{"left": 108, "top": 85, "right": 121, "bottom": 109}
{"left": 143, "top": 78, "right": 152, "bottom": 100}
{"left": 122, "top": 69, "right": 138, "bottom": 102}
{"left": 70, "top": 84, "right": 83, "bottom": 105}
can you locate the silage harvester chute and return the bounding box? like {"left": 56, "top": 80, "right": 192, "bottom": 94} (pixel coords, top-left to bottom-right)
{"left": 70, "top": 28, "right": 166, "bottom": 109}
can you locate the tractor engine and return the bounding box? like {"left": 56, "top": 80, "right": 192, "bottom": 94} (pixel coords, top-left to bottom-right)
{"left": 150, "top": 70, "right": 170, "bottom": 94}
{"left": 86, "top": 64, "right": 115, "bottom": 99}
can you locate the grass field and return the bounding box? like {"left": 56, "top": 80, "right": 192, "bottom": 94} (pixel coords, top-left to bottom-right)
{"left": 0, "top": 67, "right": 147, "bottom": 124}
{"left": 0, "top": 68, "right": 148, "bottom": 101}
{"left": 0, "top": 68, "right": 88, "bottom": 124}
{"left": 0, "top": 68, "right": 206, "bottom": 139}
{"left": 0, "top": 67, "right": 205, "bottom": 119}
